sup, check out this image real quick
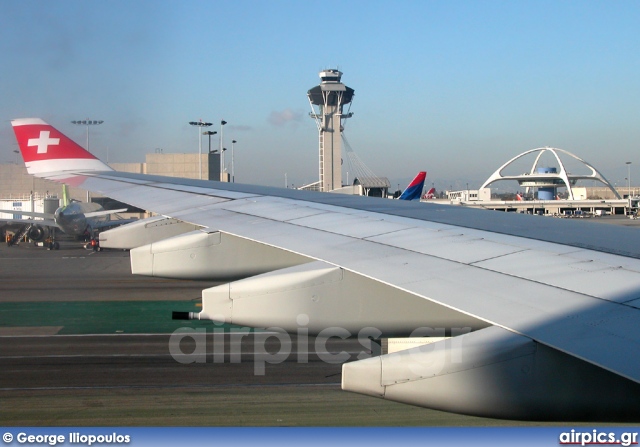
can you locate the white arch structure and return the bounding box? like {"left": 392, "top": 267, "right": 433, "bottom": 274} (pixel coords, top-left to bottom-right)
{"left": 479, "top": 147, "right": 621, "bottom": 200}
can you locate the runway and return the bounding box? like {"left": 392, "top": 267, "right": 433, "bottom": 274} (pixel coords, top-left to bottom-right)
{"left": 1, "top": 332, "right": 372, "bottom": 391}
{"left": 3, "top": 332, "right": 515, "bottom": 426}
{"left": 0, "top": 240, "right": 217, "bottom": 303}
{"left": 0, "top": 239, "right": 563, "bottom": 426}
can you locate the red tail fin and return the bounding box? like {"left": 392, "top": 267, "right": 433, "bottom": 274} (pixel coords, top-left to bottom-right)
{"left": 424, "top": 187, "right": 436, "bottom": 199}
{"left": 12, "top": 118, "right": 110, "bottom": 177}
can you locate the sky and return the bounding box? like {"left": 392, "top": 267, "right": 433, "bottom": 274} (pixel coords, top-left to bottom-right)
{"left": 1, "top": 0, "right": 639, "bottom": 192}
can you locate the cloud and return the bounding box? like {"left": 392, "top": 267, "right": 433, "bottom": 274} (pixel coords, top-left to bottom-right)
{"left": 268, "top": 109, "right": 303, "bottom": 127}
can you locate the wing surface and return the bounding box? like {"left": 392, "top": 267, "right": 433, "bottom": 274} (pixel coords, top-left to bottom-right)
{"left": 64, "top": 171, "right": 640, "bottom": 384}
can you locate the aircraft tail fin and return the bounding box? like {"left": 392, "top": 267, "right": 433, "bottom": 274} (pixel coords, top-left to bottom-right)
{"left": 62, "top": 184, "right": 70, "bottom": 207}
{"left": 398, "top": 171, "right": 427, "bottom": 201}
{"left": 424, "top": 187, "right": 436, "bottom": 199}
{"left": 11, "top": 118, "right": 111, "bottom": 178}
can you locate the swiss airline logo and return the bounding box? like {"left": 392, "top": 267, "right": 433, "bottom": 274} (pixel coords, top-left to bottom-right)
{"left": 28, "top": 130, "right": 60, "bottom": 154}
{"left": 13, "top": 121, "right": 97, "bottom": 162}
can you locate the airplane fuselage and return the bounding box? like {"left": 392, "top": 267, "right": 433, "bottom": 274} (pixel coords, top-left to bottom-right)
{"left": 54, "top": 202, "right": 105, "bottom": 237}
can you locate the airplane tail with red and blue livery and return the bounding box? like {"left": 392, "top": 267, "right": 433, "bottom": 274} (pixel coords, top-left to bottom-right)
{"left": 398, "top": 171, "right": 427, "bottom": 201}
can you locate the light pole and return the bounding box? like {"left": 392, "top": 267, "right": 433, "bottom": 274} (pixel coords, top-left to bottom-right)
{"left": 221, "top": 147, "right": 227, "bottom": 181}
{"left": 219, "top": 120, "right": 227, "bottom": 180}
{"left": 231, "top": 139, "right": 237, "bottom": 183}
{"left": 71, "top": 119, "right": 103, "bottom": 202}
{"left": 189, "top": 120, "right": 212, "bottom": 179}
{"left": 203, "top": 131, "right": 217, "bottom": 153}
{"left": 203, "top": 131, "right": 217, "bottom": 180}
{"left": 626, "top": 161, "right": 632, "bottom": 199}
{"left": 71, "top": 119, "right": 103, "bottom": 153}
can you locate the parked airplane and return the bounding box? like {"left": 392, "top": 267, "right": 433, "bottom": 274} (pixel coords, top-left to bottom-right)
{"left": 422, "top": 187, "right": 436, "bottom": 200}
{"left": 10, "top": 118, "right": 640, "bottom": 421}
{"left": 397, "top": 171, "right": 426, "bottom": 200}
{"left": 1, "top": 182, "right": 133, "bottom": 249}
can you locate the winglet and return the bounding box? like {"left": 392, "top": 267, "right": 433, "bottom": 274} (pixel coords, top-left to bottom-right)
{"left": 398, "top": 171, "right": 427, "bottom": 201}
{"left": 11, "top": 118, "right": 111, "bottom": 177}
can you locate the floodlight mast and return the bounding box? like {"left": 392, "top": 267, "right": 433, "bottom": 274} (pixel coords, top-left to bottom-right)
{"left": 220, "top": 120, "right": 227, "bottom": 181}
{"left": 189, "top": 120, "right": 212, "bottom": 179}
{"left": 626, "top": 161, "right": 632, "bottom": 199}
{"left": 232, "top": 139, "right": 237, "bottom": 183}
{"left": 71, "top": 119, "right": 104, "bottom": 154}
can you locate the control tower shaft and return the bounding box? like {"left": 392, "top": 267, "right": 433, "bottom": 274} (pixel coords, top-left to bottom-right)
{"left": 307, "top": 69, "right": 354, "bottom": 192}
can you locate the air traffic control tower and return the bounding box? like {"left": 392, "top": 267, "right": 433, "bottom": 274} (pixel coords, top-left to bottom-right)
{"left": 307, "top": 69, "right": 354, "bottom": 192}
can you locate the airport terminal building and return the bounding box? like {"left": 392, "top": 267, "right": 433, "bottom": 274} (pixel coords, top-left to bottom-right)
{"left": 441, "top": 147, "right": 638, "bottom": 217}
{"left": 443, "top": 190, "right": 632, "bottom": 217}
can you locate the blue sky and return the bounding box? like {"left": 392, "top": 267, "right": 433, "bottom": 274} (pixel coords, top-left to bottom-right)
{"left": 1, "top": 0, "right": 639, "bottom": 191}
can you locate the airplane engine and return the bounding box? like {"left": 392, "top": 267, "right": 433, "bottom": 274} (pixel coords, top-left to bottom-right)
{"left": 130, "top": 230, "right": 311, "bottom": 281}
{"left": 27, "top": 225, "right": 48, "bottom": 242}
{"left": 189, "top": 261, "right": 488, "bottom": 337}
{"left": 99, "top": 215, "right": 201, "bottom": 250}
{"left": 341, "top": 326, "right": 640, "bottom": 421}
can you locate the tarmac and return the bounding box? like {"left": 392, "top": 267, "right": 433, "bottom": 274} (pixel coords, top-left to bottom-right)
{"left": 0, "top": 231, "right": 629, "bottom": 427}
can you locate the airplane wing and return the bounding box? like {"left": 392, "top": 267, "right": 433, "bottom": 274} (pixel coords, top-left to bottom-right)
{"left": 11, "top": 118, "right": 640, "bottom": 421}
{"left": 0, "top": 209, "right": 53, "bottom": 219}
{"left": 0, "top": 208, "right": 58, "bottom": 229}
{"left": 90, "top": 217, "right": 138, "bottom": 231}
{"left": 0, "top": 210, "right": 59, "bottom": 228}
{"left": 0, "top": 217, "right": 57, "bottom": 228}
{"left": 84, "top": 208, "right": 128, "bottom": 218}
{"left": 85, "top": 208, "right": 138, "bottom": 233}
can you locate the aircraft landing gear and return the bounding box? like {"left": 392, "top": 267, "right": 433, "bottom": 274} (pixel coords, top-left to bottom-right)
{"left": 45, "top": 236, "right": 60, "bottom": 250}
{"left": 41, "top": 228, "right": 60, "bottom": 250}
